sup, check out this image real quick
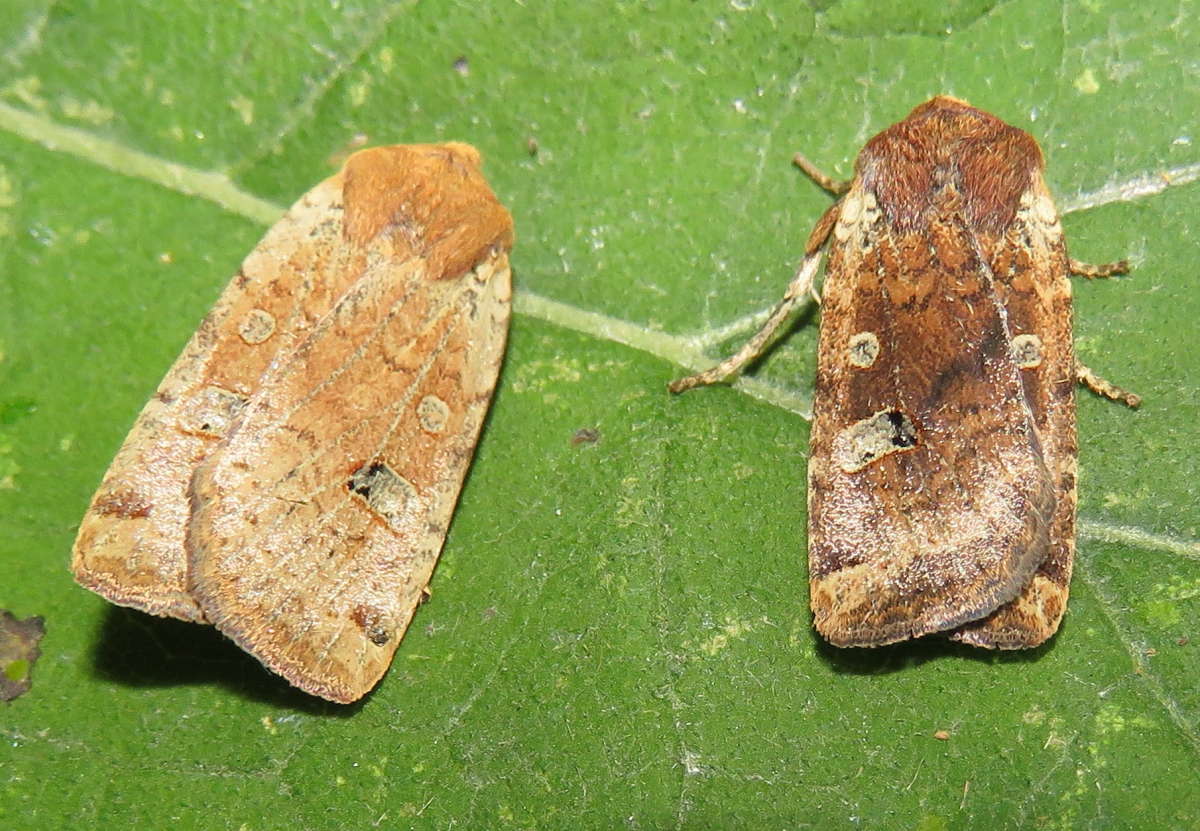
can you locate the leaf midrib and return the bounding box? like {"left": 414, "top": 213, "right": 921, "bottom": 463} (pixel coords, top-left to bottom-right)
{"left": 1, "top": 101, "right": 1195, "bottom": 565}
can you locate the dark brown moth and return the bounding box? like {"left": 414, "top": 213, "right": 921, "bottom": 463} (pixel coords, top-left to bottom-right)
{"left": 671, "top": 96, "right": 1138, "bottom": 649}
{"left": 73, "top": 143, "right": 513, "bottom": 702}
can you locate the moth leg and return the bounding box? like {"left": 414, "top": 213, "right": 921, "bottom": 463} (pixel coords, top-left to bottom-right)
{"left": 792, "top": 152, "right": 851, "bottom": 195}
{"left": 669, "top": 251, "right": 823, "bottom": 394}
{"left": 1069, "top": 258, "right": 1128, "bottom": 279}
{"left": 1076, "top": 359, "right": 1141, "bottom": 408}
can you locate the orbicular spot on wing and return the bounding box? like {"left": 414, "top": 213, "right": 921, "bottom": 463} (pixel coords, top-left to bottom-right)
{"left": 237, "top": 308, "right": 277, "bottom": 344}
{"left": 1011, "top": 333, "right": 1043, "bottom": 369}
{"left": 416, "top": 395, "right": 450, "bottom": 433}
{"left": 847, "top": 331, "right": 880, "bottom": 369}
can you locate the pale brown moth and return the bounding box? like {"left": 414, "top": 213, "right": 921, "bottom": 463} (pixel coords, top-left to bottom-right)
{"left": 671, "top": 96, "right": 1138, "bottom": 649}
{"left": 73, "top": 143, "right": 513, "bottom": 702}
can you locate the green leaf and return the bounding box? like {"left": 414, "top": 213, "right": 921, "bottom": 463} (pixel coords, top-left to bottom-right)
{"left": 2, "top": 0, "right": 1197, "bottom": 827}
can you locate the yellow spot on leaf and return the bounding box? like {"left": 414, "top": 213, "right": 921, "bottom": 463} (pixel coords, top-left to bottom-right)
{"left": 0, "top": 169, "right": 16, "bottom": 210}
{"left": 697, "top": 616, "right": 767, "bottom": 656}
{"left": 1074, "top": 69, "right": 1101, "bottom": 94}
{"left": 3, "top": 76, "right": 47, "bottom": 111}
{"left": 0, "top": 435, "right": 20, "bottom": 489}
{"left": 1022, "top": 706, "right": 1046, "bottom": 725}
{"left": 1158, "top": 575, "right": 1200, "bottom": 601}
{"left": 732, "top": 461, "right": 754, "bottom": 481}
{"left": 0, "top": 167, "right": 14, "bottom": 238}
{"left": 914, "top": 816, "right": 949, "bottom": 831}
{"left": 509, "top": 358, "right": 583, "bottom": 394}
{"left": 1042, "top": 716, "right": 1069, "bottom": 750}
{"left": 1142, "top": 599, "right": 1180, "bottom": 628}
{"left": 1094, "top": 704, "right": 1125, "bottom": 736}
{"left": 59, "top": 97, "right": 115, "bottom": 125}
{"left": 230, "top": 95, "right": 255, "bottom": 126}
{"left": 4, "top": 659, "right": 29, "bottom": 682}
{"left": 378, "top": 47, "right": 395, "bottom": 74}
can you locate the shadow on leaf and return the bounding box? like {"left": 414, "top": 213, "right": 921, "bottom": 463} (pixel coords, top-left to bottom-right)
{"left": 813, "top": 624, "right": 1057, "bottom": 675}
{"left": 88, "top": 606, "right": 364, "bottom": 715}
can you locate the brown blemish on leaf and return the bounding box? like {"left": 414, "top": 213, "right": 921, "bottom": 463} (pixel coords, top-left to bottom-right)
{"left": 571, "top": 427, "right": 600, "bottom": 446}
{"left": 0, "top": 611, "right": 45, "bottom": 702}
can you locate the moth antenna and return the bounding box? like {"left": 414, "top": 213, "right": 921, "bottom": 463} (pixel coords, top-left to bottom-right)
{"left": 793, "top": 151, "right": 851, "bottom": 195}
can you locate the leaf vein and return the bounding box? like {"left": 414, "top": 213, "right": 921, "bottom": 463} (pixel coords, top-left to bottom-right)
{"left": 1074, "top": 560, "right": 1200, "bottom": 760}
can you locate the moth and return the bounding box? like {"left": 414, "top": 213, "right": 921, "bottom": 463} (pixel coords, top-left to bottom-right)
{"left": 73, "top": 143, "right": 513, "bottom": 702}
{"left": 671, "top": 96, "right": 1138, "bottom": 649}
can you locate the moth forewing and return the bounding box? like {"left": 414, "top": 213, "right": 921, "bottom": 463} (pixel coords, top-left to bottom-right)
{"left": 806, "top": 171, "right": 1058, "bottom": 647}
{"left": 949, "top": 176, "right": 1079, "bottom": 648}
{"left": 71, "top": 173, "right": 367, "bottom": 623}
{"left": 187, "top": 250, "right": 512, "bottom": 703}
{"left": 73, "top": 143, "right": 513, "bottom": 702}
